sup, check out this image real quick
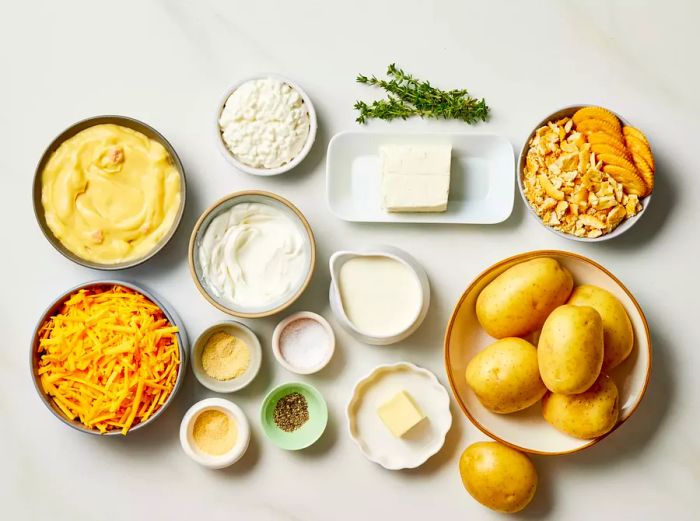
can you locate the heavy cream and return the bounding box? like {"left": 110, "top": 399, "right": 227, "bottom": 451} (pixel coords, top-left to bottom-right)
{"left": 199, "top": 202, "right": 308, "bottom": 309}
{"left": 337, "top": 255, "right": 422, "bottom": 337}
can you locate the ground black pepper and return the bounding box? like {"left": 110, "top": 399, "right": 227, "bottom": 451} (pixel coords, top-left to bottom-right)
{"left": 273, "top": 392, "right": 309, "bottom": 432}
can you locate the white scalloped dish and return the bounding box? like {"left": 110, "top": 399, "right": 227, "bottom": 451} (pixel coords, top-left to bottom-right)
{"left": 346, "top": 363, "right": 452, "bottom": 470}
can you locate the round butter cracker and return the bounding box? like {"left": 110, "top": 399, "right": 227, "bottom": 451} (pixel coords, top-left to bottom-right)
{"left": 573, "top": 107, "right": 622, "bottom": 131}
{"left": 603, "top": 164, "right": 648, "bottom": 197}
{"left": 592, "top": 143, "right": 632, "bottom": 160}
{"left": 587, "top": 131, "right": 627, "bottom": 151}
{"left": 625, "top": 135, "right": 655, "bottom": 171}
{"left": 576, "top": 118, "right": 623, "bottom": 138}
{"left": 597, "top": 153, "right": 638, "bottom": 172}
{"left": 623, "top": 126, "right": 650, "bottom": 147}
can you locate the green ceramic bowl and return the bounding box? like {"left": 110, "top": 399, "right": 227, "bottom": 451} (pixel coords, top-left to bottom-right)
{"left": 260, "top": 382, "right": 328, "bottom": 450}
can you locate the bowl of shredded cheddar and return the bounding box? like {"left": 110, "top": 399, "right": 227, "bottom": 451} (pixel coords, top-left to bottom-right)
{"left": 30, "top": 280, "right": 188, "bottom": 435}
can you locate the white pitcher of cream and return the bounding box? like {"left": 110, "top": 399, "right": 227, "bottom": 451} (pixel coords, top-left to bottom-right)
{"left": 328, "top": 246, "right": 431, "bottom": 345}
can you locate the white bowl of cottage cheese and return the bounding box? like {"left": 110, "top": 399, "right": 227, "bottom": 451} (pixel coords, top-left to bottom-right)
{"left": 216, "top": 75, "right": 317, "bottom": 176}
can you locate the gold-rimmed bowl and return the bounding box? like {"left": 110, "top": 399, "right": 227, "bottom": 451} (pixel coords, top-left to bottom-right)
{"left": 444, "top": 250, "right": 651, "bottom": 455}
{"left": 33, "top": 115, "right": 187, "bottom": 270}
{"left": 188, "top": 190, "right": 316, "bottom": 319}
{"left": 518, "top": 105, "right": 652, "bottom": 242}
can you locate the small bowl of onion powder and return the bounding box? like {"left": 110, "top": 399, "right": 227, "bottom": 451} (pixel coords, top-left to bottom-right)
{"left": 272, "top": 311, "right": 335, "bottom": 375}
{"left": 215, "top": 74, "right": 317, "bottom": 176}
{"left": 180, "top": 398, "right": 250, "bottom": 469}
{"left": 191, "top": 321, "right": 262, "bottom": 393}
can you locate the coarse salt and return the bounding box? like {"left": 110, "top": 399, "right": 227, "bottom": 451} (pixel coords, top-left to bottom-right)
{"left": 279, "top": 318, "right": 330, "bottom": 370}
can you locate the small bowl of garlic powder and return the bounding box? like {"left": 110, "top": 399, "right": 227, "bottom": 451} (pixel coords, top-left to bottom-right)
{"left": 179, "top": 398, "right": 250, "bottom": 469}
{"left": 191, "top": 321, "right": 262, "bottom": 393}
{"left": 215, "top": 74, "right": 317, "bottom": 176}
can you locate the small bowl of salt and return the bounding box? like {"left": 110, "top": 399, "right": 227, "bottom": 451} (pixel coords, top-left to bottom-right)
{"left": 272, "top": 312, "right": 335, "bottom": 375}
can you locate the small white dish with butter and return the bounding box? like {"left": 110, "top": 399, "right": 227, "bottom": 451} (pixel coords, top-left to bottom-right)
{"left": 347, "top": 362, "right": 452, "bottom": 470}
{"left": 328, "top": 246, "right": 430, "bottom": 345}
{"left": 326, "top": 131, "right": 514, "bottom": 223}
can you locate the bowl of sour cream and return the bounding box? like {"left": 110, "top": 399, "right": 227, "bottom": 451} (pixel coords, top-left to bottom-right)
{"left": 328, "top": 246, "right": 430, "bottom": 345}
{"left": 215, "top": 75, "right": 317, "bottom": 176}
{"left": 189, "top": 190, "right": 316, "bottom": 318}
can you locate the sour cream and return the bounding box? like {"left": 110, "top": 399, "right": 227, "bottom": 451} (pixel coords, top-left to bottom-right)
{"left": 337, "top": 256, "right": 422, "bottom": 337}
{"left": 198, "top": 202, "right": 308, "bottom": 309}
{"left": 219, "top": 78, "right": 310, "bottom": 169}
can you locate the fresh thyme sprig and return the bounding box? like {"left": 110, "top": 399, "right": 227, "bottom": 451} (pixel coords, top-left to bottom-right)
{"left": 355, "top": 63, "right": 489, "bottom": 124}
{"left": 354, "top": 96, "right": 419, "bottom": 124}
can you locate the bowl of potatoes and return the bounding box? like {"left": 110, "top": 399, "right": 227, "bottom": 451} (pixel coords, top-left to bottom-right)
{"left": 444, "top": 250, "right": 651, "bottom": 455}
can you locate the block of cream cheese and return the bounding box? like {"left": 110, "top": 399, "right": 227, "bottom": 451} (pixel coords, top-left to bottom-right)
{"left": 380, "top": 144, "right": 452, "bottom": 212}
{"left": 377, "top": 390, "right": 426, "bottom": 437}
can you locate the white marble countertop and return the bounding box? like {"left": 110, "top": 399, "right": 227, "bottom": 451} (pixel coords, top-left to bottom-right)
{"left": 1, "top": 0, "right": 698, "bottom": 519}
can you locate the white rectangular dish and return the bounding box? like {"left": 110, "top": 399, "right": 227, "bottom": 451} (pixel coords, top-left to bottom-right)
{"left": 326, "top": 131, "right": 514, "bottom": 224}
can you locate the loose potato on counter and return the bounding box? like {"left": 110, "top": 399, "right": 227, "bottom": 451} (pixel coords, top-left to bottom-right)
{"left": 476, "top": 257, "right": 573, "bottom": 339}
{"left": 465, "top": 338, "right": 546, "bottom": 414}
{"left": 459, "top": 441, "right": 538, "bottom": 513}
{"left": 538, "top": 304, "right": 604, "bottom": 394}
{"left": 568, "top": 284, "right": 634, "bottom": 369}
{"left": 542, "top": 374, "right": 619, "bottom": 439}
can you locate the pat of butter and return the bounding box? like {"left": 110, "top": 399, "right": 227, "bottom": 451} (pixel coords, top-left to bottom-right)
{"left": 380, "top": 144, "right": 452, "bottom": 213}
{"left": 377, "top": 390, "right": 426, "bottom": 437}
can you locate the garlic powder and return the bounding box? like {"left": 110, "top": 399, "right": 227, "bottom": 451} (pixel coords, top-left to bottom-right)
{"left": 219, "top": 78, "right": 310, "bottom": 169}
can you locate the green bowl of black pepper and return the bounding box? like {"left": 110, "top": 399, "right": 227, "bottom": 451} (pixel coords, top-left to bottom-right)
{"left": 260, "top": 382, "right": 328, "bottom": 450}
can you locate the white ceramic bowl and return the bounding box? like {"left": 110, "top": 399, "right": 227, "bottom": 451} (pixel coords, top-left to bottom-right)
{"left": 214, "top": 74, "right": 317, "bottom": 176}
{"left": 191, "top": 321, "right": 262, "bottom": 393}
{"left": 518, "top": 105, "right": 652, "bottom": 242}
{"left": 328, "top": 246, "right": 430, "bottom": 346}
{"left": 188, "top": 190, "right": 316, "bottom": 319}
{"left": 179, "top": 398, "right": 250, "bottom": 469}
{"left": 444, "top": 250, "right": 652, "bottom": 455}
{"left": 346, "top": 362, "right": 452, "bottom": 470}
{"left": 272, "top": 311, "right": 335, "bottom": 375}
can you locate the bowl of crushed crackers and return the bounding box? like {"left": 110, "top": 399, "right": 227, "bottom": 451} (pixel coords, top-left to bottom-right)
{"left": 518, "top": 105, "right": 655, "bottom": 241}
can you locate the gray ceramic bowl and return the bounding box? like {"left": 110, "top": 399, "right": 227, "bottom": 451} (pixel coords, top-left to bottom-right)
{"left": 33, "top": 115, "right": 187, "bottom": 269}
{"left": 30, "top": 280, "right": 189, "bottom": 436}
{"left": 518, "top": 105, "right": 652, "bottom": 242}
{"left": 191, "top": 320, "right": 262, "bottom": 392}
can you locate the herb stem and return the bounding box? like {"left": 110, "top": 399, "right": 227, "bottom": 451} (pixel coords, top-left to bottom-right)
{"left": 355, "top": 63, "right": 489, "bottom": 124}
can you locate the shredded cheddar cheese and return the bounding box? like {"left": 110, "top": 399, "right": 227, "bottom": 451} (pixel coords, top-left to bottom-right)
{"left": 37, "top": 285, "right": 180, "bottom": 435}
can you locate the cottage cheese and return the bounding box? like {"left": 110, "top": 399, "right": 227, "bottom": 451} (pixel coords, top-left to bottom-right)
{"left": 219, "top": 78, "right": 310, "bottom": 169}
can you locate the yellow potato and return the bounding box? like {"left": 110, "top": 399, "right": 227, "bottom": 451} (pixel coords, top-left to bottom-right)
{"left": 568, "top": 284, "right": 634, "bottom": 369}
{"left": 459, "top": 442, "right": 537, "bottom": 513}
{"left": 476, "top": 258, "right": 573, "bottom": 338}
{"left": 466, "top": 338, "right": 546, "bottom": 414}
{"left": 538, "top": 304, "right": 604, "bottom": 394}
{"left": 542, "top": 374, "right": 619, "bottom": 439}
